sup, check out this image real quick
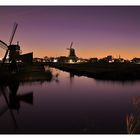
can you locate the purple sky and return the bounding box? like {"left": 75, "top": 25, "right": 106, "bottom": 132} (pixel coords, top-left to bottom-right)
{"left": 0, "top": 6, "right": 140, "bottom": 59}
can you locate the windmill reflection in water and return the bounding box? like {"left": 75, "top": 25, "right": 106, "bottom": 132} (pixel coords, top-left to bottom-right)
{"left": 0, "top": 82, "right": 33, "bottom": 129}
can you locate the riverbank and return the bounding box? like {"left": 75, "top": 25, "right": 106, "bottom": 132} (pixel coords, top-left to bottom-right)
{"left": 47, "top": 62, "right": 140, "bottom": 81}
{"left": 0, "top": 63, "right": 53, "bottom": 84}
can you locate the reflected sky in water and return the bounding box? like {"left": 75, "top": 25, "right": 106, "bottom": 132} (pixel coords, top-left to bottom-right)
{"left": 0, "top": 67, "right": 140, "bottom": 133}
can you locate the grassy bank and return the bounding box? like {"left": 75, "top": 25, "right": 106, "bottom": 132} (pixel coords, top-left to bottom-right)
{"left": 47, "top": 62, "right": 140, "bottom": 81}
{"left": 0, "top": 63, "right": 53, "bottom": 84}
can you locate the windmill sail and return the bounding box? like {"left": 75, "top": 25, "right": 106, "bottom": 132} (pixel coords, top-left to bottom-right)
{"left": 18, "top": 92, "right": 33, "bottom": 104}
{"left": 9, "top": 23, "right": 18, "bottom": 45}
{"left": 0, "top": 40, "right": 8, "bottom": 49}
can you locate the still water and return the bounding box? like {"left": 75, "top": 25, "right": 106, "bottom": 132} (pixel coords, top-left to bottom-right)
{"left": 0, "top": 67, "right": 140, "bottom": 134}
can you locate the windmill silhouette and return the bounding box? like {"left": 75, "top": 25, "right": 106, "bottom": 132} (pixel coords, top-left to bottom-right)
{"left": 0, "top": 82, "right": 33, "bottom": 129}
{"left": 0, "top": 23, "right": 33, "bottom": 73}
{"left": 66, "top": 42, "right": 77, "bottom": 62}
{"left": 0, "top": 23, "right": 21, "bottom": 72}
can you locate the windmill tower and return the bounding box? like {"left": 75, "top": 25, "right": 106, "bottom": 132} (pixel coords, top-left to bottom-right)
{"left": 67, "top": 42, "right": 77, "bottom": 62}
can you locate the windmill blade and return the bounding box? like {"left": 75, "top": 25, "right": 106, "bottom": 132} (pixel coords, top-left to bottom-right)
{"left": 9, "top": 109, "right": 18, "bottom": 129}
{"left": 0, "top": 44, "right": 7, "bottom": 50}
{"left": 1, "top": 49, "right": 9, "bottom": 66}
{"left": 0, "top": 86, "right": 18, "bottom": 129}
{"left": 9, "top": 23, "right": 18, "bottom": 45}
{"left": 0, "top": 85, "right": 9, "bottom": 115}
{"left": 9, "top": 82, "right": 19, "bottom": 95}
{"left": 70, "top": 42, "right": 73, "bottom": 48}
{"left": 0, "top": 40, "right": 8, "bottom": 50}
{"left": 0, "top": 86, "right": 9, "bottom": 105}
{"left": 18, "top": 92, "right": 33, "bottom": 105}
{"left": 0, "top": 106, "right": 8, "bottom": 117}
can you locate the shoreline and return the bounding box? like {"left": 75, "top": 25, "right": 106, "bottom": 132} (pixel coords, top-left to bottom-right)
{"left": 47, "top": 62, "right": 140, "bottom": 81}
{"left": 0, "top": 63, "right": 53, "bottom": 85}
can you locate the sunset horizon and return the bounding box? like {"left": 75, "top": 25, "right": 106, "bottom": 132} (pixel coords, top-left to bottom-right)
{"left": 1, "top": 6, "right": 140, "bottom": 60}
{"left": 1, "top": 6, "right": 140, "bottom": 135}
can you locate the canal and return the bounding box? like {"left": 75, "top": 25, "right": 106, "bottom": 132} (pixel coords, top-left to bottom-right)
{"left": 0, "top": 67, "right": 140, "bottom": 134}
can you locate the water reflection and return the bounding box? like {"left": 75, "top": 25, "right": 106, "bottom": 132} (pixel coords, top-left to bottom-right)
{"left": 0, "top": 82, "right": 33, "bottom": 129}
{"left": 69, "top": 73, "right": 74, "bottom": 86}
{"left": 0, "top": 67, "right": 140, "bottom": 133}
{"left": 45, "top": 66, "right": 59, "bottom": 83}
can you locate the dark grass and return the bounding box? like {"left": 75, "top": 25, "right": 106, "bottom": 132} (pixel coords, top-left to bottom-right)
{"left": 0, "top": 63, "right": 53, "bottom": 85}
{"left": 47, "top": 62, "right": 140, "bottom": 81}
{"left": 1, "top": 62, "right": 140, "bottom": 83}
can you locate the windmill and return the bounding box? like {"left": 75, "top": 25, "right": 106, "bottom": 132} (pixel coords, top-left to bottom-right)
{"left": 0, "top": 23, "right": 21, "bottom": 72}
{"left": 0, "top": 82, "right": 33, "bottom": 129}
{"left": 0, "top": 23, "right": 33, "bottom": 73}
{"left": 67, "top": 42, "right": 73, "bottom": 50}
{"left": 66, "top": 42, "right": 77, "bottom": 62}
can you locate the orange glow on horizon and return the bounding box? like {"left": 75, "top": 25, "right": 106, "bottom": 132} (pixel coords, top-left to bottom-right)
{"left": 1, "top": 7, "right": 140, "bottom": 61}
{"left": 1, "top": 41, "right": 140, "bottom": 60}
{"left": 22, "top": 45, "right": 140, "bottom": 60}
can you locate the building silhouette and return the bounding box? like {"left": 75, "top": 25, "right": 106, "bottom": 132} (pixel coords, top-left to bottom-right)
{"left": 67, "top": 42, "right": 78, "bottom": 62}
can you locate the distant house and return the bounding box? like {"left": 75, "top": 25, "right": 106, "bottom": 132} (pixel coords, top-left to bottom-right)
{"left": 131, "top": 58, "right": 140, "bottom": 64}
{"left": 18, "top": 52, "right": 33, "bottom": 64}
{"left": 33, "top": 57, "right": 44, "bottom": 62}
{"left": 114, "top": 58, "right": 125, "bottom": 63}
{"left": 44, "top": 56, "right": 50, "bottom": 62}
{"left": 89, "top": 57, "right": 98, "bottom": 63}
{"left": 106, "top": 55, "right": 113, "bottom": 63}
{"left": 57, "top": 56, "right": 69, "bottom": 63}
{"left": 98, "top": 55, "right": 113, "bottom": 63}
